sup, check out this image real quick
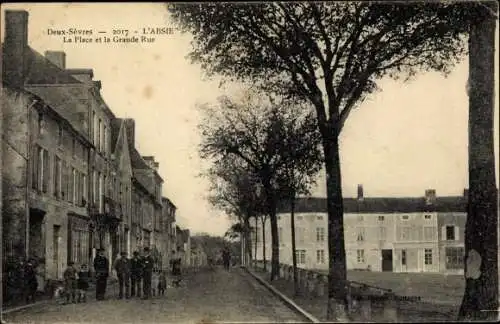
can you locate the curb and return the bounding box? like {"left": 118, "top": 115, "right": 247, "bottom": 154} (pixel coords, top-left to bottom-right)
{"left": 2, "top": 299, "right": 51, "bottom": 315}
{"left": 243, "top": 267, "right": 321, "bottom": 323}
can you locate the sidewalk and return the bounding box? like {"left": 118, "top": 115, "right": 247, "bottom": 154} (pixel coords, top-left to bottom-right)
{"left": 2, "top": 278, "right": 118, "bottom": 315}
{"left": 248, "top": 266, "right": 459, "bottom": 322}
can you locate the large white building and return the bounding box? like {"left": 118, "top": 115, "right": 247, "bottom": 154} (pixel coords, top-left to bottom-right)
{"left": 254, "top": 186, "right": 467, "bottom": 274}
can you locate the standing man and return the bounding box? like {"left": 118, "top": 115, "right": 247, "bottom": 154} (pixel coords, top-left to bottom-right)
{"left": 93, "top": 248, "right": 109, "bottom": 301}
{"left": 113, "top": 252, "right": 130, "bottom": 299}
{"left": 130, "top": 251, "right": 143, "bottom": 298}
{"left": 142, "top": 247, "right": 154, "bottom": 299}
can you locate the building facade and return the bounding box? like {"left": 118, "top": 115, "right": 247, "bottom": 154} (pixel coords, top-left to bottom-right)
{"left": 2, "top": 10, "right": 183, "bottom": 297}
{"left": 255, "top": 186, "right": 467, "bottom": 274}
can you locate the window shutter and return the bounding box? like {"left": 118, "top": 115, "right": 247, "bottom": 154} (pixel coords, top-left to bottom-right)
{"left": 441, "top": 226, "right": 446, "bottom": 240}
{"left": 454, "top": 226, "right": 459, "bottom": 241}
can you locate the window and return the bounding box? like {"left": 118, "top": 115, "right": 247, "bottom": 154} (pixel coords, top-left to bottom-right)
{"left": 92, "top": 111, "right": 97, "bottom": 145}
{"left": 297, "top": 216, "right": 303, "bottom": 221}
{"left": 424, "top": 226, "right": 436, "bottom": 241}
{"left": 54, "top": 156, "right": 61, "bottom": 198}
{"left": 82, "top": 174, "right": 87, "bottom": 205}
{"left": 296, "top": 227, "right": 305, "bottom": 243}
{"left": 316, "top": 250, "right": 325, "bottom": 264}
{"left": 39, "top": 147, "right": 49, "bottom": 193}
{"left": 98, "top": 173, "right": 103, "bottom": 213}
{"left": 92, "top": 170, "right": 98, "bottom": 204}
{"left": 399, "top": 226, "right": 411, "bottom": 241}
{"left": 58, "top": 125, "right": 63, "bottom": 146}
{"left": 73, "top": 169, "right": 79, "bottom": 204}
{"left": 356, "top": 227, "right": 365, "bottom": 242}
{"left": 37, "top": 112, "right": 44, "bottom": 135}
{"left": 103, "top": 125, "right": 107, "bottom": 154}
{"left": 357, "top": 215, "right": 364, "bottom": 222}
{"left": 296, "top": 250, "right": 306, "bottom": 264}
{"left": 278, "top": 227, "right": 283, "bottom": 242}
{"left": 317, "top": 216, "right": 323, "bottom": 221}
{"left": 445, "top": 247, "right": 464, "bottom": 269}
{"left": 97, "top": 119, "right": 102, "bottom": 151}
{"left": 446, "top": 226, "right": 455, "bottom": 241}
{"left": 99, "top": 120, "right": 104, "bottom": 152}
{"left": 402, "top": 215, "right": 409, "bottom": 220}
{"left": 379, "top": 227, "right": 386, "bottom": 240}
{"left": 69, "top": 167, "right": 75, "bottom": 203}
{"left": 401, "top": 249, "right": 407, "bottom": 266}
{"left": 424, "top": 214, "right": 432, "bottom": 220}
{"left": 424, "top": 249, "right": 433, "bottom": 265}
{"left": 316, "top": 227, "right": 325, "bottom": 242}
{"left": 31, "top": 145, "right": 39, "bottom": 189}
{"left": 356, "top": 249, "right": 365, "bottom": 263}
{"left": 378, "top": 215, "right": 385, "bottom": 221}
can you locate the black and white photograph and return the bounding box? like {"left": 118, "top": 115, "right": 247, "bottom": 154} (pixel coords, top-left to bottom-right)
{"left": 1, "top": 2, "right": 499, "bottom": 323}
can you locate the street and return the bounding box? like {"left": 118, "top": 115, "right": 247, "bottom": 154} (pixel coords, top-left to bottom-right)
{"left": 2, "top": 267, "right": 305, "bottom": 323}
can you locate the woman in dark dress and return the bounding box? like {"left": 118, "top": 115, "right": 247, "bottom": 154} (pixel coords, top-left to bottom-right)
{"left": 170, "top": 250, "right": 182, "bottom": 287}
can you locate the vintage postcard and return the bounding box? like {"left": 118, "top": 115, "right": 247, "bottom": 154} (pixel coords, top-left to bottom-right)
{"left": 1, "top": 2, "right": 499, "bottom": 323}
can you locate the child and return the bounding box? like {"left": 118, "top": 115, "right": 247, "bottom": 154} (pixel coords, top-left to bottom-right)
{"left": 157, "top": 270, "right": 167, "bottom": 296}
{"left": 63, "top": 262, "right": 77, "bottom": 304}
{"left": 151, "top": 271, "right": 159, "bottom": 297}
{"left": 77, "top": 264, "right": 90, "bottom": 303}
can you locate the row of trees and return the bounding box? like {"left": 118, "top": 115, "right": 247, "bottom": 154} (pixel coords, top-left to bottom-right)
{"left": 169, "top": 2, "right": 498, "bottom": 321}
{"left": 201, "top": 93, "right": 323, "bottom": 297}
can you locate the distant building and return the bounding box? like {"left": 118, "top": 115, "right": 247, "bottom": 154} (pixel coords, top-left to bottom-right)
{"left": 255, "top": 186, "right": 467, "bottom": 274}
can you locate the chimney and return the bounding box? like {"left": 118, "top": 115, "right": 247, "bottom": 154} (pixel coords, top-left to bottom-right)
{"left": 44, "top": 51, "right": 66, "bottom": 69}
{"left": 425, "top": 189, "right": 436, "bottom": 205}
{"left": 93, "top": 80, "right": 102, "bottom": 90}
{"left": 357, "top": 184, "right": 364, "bottom": 200}
{"left": 153, "top": 162, "right": 159, "bottom": 171}
{"left": 3, "top": 10, "right": 29, "bottom": 88}
{"left": 124, "top": 119, "right": 135, "bottom": 147}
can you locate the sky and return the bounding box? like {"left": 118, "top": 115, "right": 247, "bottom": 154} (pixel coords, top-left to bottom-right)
{"left": 2, "top": 3, "right": 499, "bottom": 236}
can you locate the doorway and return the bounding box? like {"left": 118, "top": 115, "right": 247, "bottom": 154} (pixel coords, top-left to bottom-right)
{"left": 28, "top": 209, "right": 45, "bottom": 260}
{"left": 53, "top": 225, "right": 61, "bottom": 279}
{"left": 381, "top": 249, "right": 393, "bottom": 272}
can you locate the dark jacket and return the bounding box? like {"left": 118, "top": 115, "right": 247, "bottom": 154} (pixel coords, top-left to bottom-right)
{"left": 77, "top": 270, "right": 90, "bottom": 290}
{"left": 93, "top": 255, "right": 109, "bottom": 277}
{"left": 114, "top": 257, "right": 131, "bottom": 275}
{"left": 142, "top": 255, "right": 154, "bottom": 274}
{"left": 130, "top": 257, "right": 143, "bottom": 277}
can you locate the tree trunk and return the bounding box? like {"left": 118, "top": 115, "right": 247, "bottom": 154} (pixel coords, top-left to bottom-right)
{"left": 262, "top": 216, "right": 267, "bottom": 271}
{"left": 290, "top": 194, "right": 299, "bottom": 296}
{"left": 254, "top": 216, "right": 258, "bottom": 268}
{"left": 244, "top": 216, "right": 253, "bottom": 266}
{"left": 263, "top": 180, "right": 279, "bottom": 281}
{"left": 458, "top": 4, "right": 498, "bottom": 321}
{"left": 323, "top": 134, "right": 349, "bottom": 321}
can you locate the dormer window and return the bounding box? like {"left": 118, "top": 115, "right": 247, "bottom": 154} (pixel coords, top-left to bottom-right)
{"left": 424, "top": 214, "right": 432, "bottom": 220}
{"left": 38, "top": 113, "right": 45, "bottom": 135}
{"left": 402, "top": 215, "right": 409, "bottom": 220}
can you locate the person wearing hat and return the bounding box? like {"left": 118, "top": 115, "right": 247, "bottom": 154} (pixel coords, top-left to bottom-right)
{"left": 130, "top": 251, "right": 143, "bottom": 298}
{"left": 93, "top": 248, "right": 109, "bottom": 300}
{"left": 142, "top": 247, "right": 154, "bottom": 299}
{"left": 113, "top": 251, "right": 131, "bottom": 299}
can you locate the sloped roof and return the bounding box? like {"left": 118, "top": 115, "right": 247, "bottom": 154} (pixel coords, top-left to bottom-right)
{"left": 24, "top": 47, "right": 82, "bottom": 85}
{"left": 277, "top": 196, "right": 467, "bottom": 214}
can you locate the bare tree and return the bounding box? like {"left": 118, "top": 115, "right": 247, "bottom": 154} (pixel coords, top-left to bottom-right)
{"left": 169, "top": 2, "right": 470, "bottom": 319}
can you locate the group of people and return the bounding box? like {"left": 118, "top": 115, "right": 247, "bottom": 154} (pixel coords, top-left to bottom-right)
{"left": 2, "top": 255, "right": 39, "bottom": 305}
{"left": 62, "top": 246, "right": 183, "bottom": 304}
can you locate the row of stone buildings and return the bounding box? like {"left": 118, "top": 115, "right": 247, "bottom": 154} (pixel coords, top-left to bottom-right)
{"left": 1, "top": 10, "right": 191, "bottom": 291}
{"left": 254, "top": 185, "right": 468, "bottom": 274}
